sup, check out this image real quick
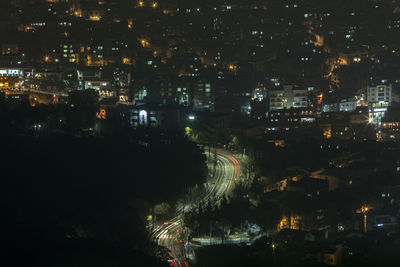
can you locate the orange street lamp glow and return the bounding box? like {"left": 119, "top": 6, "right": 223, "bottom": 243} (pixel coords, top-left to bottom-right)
{"left": 90, "top": 16, "right": 101, "bottom": 21}
{"left": 140, "top": 39, "right": 150, "bottom": 47}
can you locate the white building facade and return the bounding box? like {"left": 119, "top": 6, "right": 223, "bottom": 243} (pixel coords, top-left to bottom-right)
{"left": 269, "top": 85, "right": 308, "bottom": 111}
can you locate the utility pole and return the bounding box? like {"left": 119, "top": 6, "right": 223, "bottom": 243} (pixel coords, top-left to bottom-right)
{"left": 189, "top": 187, "right": 192, "bottom": 210}
{"left": 213, "top": 148, "right": 217, "bottom": 177}
{"left": 221, "top": 224, "right": 224, "bottom": 245}
{"left": 210, "top": 221, "right": 212, "bottom": 245}
{"left": 152, "top": 206, "right": 155, "bottom": 230}
{"left": 240, "top": 219, "right": 242, "bottom": 243}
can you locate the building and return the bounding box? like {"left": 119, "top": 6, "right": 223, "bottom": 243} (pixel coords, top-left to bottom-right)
{"left": 193, "top": 80, "right": 214, "bottom": 111}
{"left": 269, "top": 85, "right": 308, "bottom": 111}
{"left": 77, "top": 68, "right": 101, "bottom": 90}
{"left": 156, "top": 76, "right": 192, "bottom": 107}
{"left": 28, "top": 70, "right": 64, "bottom": 91}
{"left": 367, "top": 82, "right": 392, "bottom": 125}
{"left": 113, "top": 68, "right": 133, "bottom": 104}
{"left": 322, "top": 98, "right": 358, "bottom": 113}
{"left": 53, "top": 43, "right": 78, "bottom": 64}
{"left": 266, "top": 108, "right": 315, "bottom": 133}
{"left": 339, "top": 99, "right": 357, "bottom": 112}
{"left": 0, "top": 68, "right": 25, "bottom": 90}
{"left": 381, "top": 121, "right": 400, "bottom": 142}
{"left": 349, "top": 107, "right": 369, "bottom": 124}
{"left": 322, "top": 101, "right": 340, "bottom": 113}
{"left": 150, "top": 76, "right": 214, "bottom": 111}
{"left": 84, "top": 80, "right": 113, "bottom": 98}
{"left": 380, "top": 108, "right": 400, "bottom": 142}
{"left": 130, "top": 102, "right": 189, "bottom": 131}
{"left": 1, "top": 43, "right": 19, "bottom": 55}
{"left": 369, "top": 102, "right": 390, "bottom": 126}
{"left": 367, "top": 83, "right": 392, "bottom": 104}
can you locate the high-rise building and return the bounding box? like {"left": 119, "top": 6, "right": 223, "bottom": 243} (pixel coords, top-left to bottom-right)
{"left": 367, "top": 83, "right": 392, "bottom": 104}
{"left": 367, "top": 82, "right": 392, "bottom": 125}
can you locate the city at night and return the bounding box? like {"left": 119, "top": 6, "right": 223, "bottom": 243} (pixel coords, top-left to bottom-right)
{"left": 2, "top": 0, "right": 400, "bottom": 266}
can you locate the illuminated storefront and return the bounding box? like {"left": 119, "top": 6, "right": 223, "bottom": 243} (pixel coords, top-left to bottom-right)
{"left": 0, "top": 68, "right": 24, "bottom": 90}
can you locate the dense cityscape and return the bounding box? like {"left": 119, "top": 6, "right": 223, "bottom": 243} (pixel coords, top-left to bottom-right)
{"left": 2, "top": 0, "right": 400, "bottom": 266}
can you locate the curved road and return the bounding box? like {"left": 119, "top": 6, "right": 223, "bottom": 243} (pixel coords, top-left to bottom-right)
{"left": 152, "top": 149, "right": 241, "bottom": 267}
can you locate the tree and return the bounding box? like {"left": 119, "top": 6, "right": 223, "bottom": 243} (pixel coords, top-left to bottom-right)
{"left": 1, "top": 128, "right": 208, "bottom": 266}
{"left": 154, "top": 202, "right": 172, "bottom": 221}
{"left": 232, "top": 136, "right": 239, "bottom": 151}
{"left": 185, "top": 126, "right": 198, "bottom": 142}
{"left": 219, "top": 218, "right": 232, "bottom": 244}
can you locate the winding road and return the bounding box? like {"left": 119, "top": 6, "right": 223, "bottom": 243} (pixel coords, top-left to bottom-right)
{"left": 152, "top": 149, "right": 241, "bottom": 267}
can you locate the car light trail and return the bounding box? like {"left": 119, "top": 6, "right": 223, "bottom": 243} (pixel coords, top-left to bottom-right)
{"left": 152, "top": 149, "right": 241, "bottom": 267}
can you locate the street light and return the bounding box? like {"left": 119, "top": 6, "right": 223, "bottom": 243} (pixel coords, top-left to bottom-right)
{"left": 356, "top": 205, "right": 370, "bottom": 233}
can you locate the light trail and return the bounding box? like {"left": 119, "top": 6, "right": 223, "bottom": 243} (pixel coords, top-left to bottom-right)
{"left": 152, "top": 149, "right": 241, "bottom": 267}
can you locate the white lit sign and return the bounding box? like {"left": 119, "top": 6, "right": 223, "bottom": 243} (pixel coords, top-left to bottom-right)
{"left": 0, "top": 69, "right": 19, "bottom": 76}
{"left": 373, "top": 108, "right": 387, "bottom": 112}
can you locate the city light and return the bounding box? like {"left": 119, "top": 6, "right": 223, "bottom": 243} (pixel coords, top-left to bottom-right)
{"left": 4, "top": 2, "right": 400, "bottom": 266}
{"left": 356, "top": 205, "right": 370, "bottom": 233}
{"left": 140, "top": 39, "right": 150, "bottom": 48}
{"left": 89, "top": 16, "right": 101, "bottom": 21}
{"left": 128, "top": 19, "right": 134, "bottom": 29}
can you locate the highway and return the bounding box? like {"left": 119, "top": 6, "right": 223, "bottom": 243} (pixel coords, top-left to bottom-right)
{"left": 152, "top": 149, "right": 241, "bottom": 267}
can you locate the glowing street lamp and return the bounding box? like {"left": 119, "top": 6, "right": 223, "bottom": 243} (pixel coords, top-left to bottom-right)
{"left": 140, "top": 39, "right": 150, "bottom": 48}
{"left": 356, "top": 205, "right": 370, "bottom": 233}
